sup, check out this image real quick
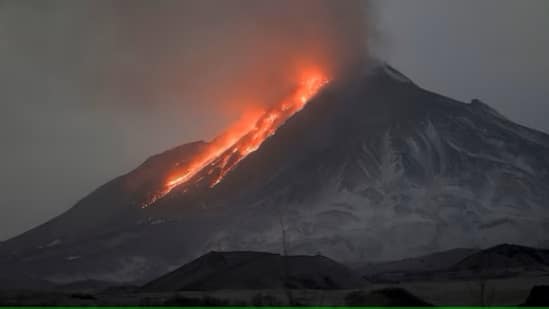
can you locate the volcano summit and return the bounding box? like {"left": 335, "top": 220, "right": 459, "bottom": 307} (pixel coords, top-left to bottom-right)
{"left": 1, "top": 63, "right": 548, "bottom": 284}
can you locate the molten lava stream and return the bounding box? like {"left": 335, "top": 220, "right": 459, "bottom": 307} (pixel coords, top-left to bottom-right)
{"left": 143, "top": 71, "right": 329, "bottom": 207}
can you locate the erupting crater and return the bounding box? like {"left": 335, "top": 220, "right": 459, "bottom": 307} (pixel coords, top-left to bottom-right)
{"left": 143, "top": 70, "right": 330, "bottom": 207}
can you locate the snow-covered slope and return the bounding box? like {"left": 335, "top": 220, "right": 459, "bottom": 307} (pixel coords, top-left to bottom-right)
{"left": 1, "top": 63, "right": 548, "bottom": 284}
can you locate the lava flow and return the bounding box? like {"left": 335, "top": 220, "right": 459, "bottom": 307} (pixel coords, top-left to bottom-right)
{"left": 143, "top": 70, "right": 329, "bottom": 207}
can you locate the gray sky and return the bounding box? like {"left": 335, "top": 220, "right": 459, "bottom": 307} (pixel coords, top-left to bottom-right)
{"left": 373, "top": 0, "right": 549, "bottom": 130}
{"left": 1, "top": 0, "right": 548, "bottom": 240}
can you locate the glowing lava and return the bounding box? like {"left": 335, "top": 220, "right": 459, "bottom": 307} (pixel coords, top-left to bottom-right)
{"left": 144, "top": 70, "right": 329, "bottom": 207}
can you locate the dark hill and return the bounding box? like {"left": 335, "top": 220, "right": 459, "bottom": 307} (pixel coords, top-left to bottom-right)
{"left": 451, "top": 244, "right": 549, "bottom": 272}
{"left": 143, "top": 251, "right": 365, "bottom": 291}
{"left": 358, "top": 244, "right": 549, "bottom": 282}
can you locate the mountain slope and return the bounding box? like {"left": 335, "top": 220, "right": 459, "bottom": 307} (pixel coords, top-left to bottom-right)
{"left": 1, "top": 63, "right": 548, "bottom": 284}
{"left": 356, "top": 247, "right": 479, "bottom": 277}
{"left": 355, "top": 243, "right": 549, "bottom": 282}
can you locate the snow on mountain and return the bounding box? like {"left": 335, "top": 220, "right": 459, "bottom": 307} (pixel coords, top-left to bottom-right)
{"left": 1, "top": 63, "right": 548, "bottom": 284}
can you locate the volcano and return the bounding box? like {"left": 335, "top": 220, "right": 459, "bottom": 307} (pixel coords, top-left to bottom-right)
{"left": 1, "top": 62, "right": 549, "bottom": 285}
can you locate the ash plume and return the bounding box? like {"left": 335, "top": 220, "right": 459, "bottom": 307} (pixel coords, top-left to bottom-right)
{"left": 2, "top": 0, "right": 371, "bottom": 122}
{"left": 104, "top": 0, "right": 372, "bottom": 117}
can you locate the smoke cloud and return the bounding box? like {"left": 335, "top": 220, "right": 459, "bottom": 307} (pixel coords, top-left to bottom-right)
{"left": 96, "top": 0, "right": 372, "bottom": 118}
{"left": 2, "top": 0, "right": 373, "bottom": 136}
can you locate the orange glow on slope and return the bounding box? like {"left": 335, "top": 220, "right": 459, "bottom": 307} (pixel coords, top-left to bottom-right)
{"left": 165, "top": 107, "right": 265, "bottom": 189}
{"left": 143, "top": 70, "right": 329, "bottom": 207}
